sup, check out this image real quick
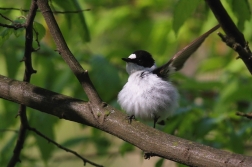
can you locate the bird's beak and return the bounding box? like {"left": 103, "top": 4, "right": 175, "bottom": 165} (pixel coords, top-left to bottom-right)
{"left": 122, "top": 58, "right": 132, "bottom": 62}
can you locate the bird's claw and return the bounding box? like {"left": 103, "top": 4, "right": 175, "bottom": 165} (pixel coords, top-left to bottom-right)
{"left": 126, "top": 115, "right": 135, "bottom": 124}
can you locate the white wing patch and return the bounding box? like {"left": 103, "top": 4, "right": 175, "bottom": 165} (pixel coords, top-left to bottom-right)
{"left": 128, "top": 54, "right": 136, "bottom": 59}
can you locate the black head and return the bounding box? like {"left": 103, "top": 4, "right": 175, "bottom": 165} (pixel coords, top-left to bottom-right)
{"left": 122, "top": 50, "right": 155, "bottom": 68}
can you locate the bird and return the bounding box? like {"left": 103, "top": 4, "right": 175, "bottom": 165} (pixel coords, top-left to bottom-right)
{"left": 117, "top": 25, "right": 220, "bottom": 128}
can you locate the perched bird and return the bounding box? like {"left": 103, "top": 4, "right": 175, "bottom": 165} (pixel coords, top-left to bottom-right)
{"left": 118, "top": 25, "right": 220, "bottom": 128}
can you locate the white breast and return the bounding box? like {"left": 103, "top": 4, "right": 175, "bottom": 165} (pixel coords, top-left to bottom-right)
{"left": 118, "top": 70, "right": 179, "bottom": 120}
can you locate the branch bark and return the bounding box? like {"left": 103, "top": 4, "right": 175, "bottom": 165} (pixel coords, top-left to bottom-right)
{"left": 205, "top": 0, "right": 252, "bottom": 74}
{"left": 1, "top": 75, "right": 251, "bottom": 167}
{"left": 7, "top": 1, "right": 37, "bottom": 166}
{"left": 36, "top": 0, "right": 101, "bottom": 105}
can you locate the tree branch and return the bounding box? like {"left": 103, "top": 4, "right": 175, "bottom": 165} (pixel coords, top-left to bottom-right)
{"left": 0, "top": 7, "right": 91, "bottom": 14}
{"left": 236, "top": 112, "right": 252, "bottom": 119}
{"left": 1, "top": 75, "right": 251, "bottom": 167}
{"left": 7, "top": 1, "right": 37, "bottom": 166}
{"left": 28, "top": 126, "right": 103, "bottom": 167}
{"left": 205, "top": 0, "right": 252, "bottom": 74}
{"left": 0, "top": 14, "right": 24, "bottom": 29}
{"left": 36, "top": 0, "right": 101, "bottom": 104}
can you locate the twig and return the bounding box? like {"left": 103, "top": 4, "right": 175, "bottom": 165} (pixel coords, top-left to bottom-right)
{"left": 0, "top": 7, "right": 91, "bottom": 14}
{"left": 0, "top": 15, "right": 26, "bottom": 30}
{"left": 0, "top": 14, "right": 25, "bottom": 29}
{"left": 36, "top": 0, "right": 103, "bottom": 123}
{"left": 28, "top": 127, "right": 103, "bottom": 167}
{"left": 52, "top": 9, "right": 91, "bottom": 14}
{"left": 236, "top": 112, "right": 252, "bottom": 119}
{"left": 0, "top": 129, "right": 19, "bottom": 133}
{"left": 32, "top": 28, "right": 40, "bottom": 51}
{"left": 0, "top": 13, "right": 14, "bottom": 22}
{"left": 7, "top": 1, "right": 38, "bottom": 167}
{"left": 0, "top": 22, "right": 24, "bottom": 29}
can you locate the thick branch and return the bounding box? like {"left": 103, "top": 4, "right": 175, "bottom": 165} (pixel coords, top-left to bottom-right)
{"left": 1, "top": 75, "right": 251, "bottom": 167}
{"left": 205, "top": 0, "right": 252, "bottom": 74}
{"left": 36, "top": 0, "right": 102, "bottom": 107}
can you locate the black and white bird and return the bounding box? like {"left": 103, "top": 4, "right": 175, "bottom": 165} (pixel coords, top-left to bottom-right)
{"left": 118, "top": 25, "right": 220, "bottom": 128}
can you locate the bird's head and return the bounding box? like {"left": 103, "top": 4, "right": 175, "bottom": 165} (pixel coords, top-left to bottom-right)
{"left": 122, "top": 50, "right": 156, "bottom": 74}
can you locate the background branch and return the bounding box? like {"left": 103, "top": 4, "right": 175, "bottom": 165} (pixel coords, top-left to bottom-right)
{"left": 28, "top": 126, "right": 103, "bottom": 167}
{"left": 36, "top": 0, "right": 101, "bottom": 106}
{"left": 0, "top": 75, "right": 251, "bottom": 167}
{"left": 205, "top": 0, "right": 252, "bottom": 74}
{"left": 0, "top": 7, "right": 90, "bottom": 14}
{"left": 236, "top": 112, "right": 252, "bottom": 119}
{"left": 0, "top": 14, "right": 24, "bottom": 29}
{"left": 7, "top": 1, "right": 37, "bottom": 166}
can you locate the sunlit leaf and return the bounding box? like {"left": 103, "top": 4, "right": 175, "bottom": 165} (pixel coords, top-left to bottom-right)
{"left": 33, "top": 21, "right": 46, "bottom": 41}
{"left": 53, "top": 0, "right": 90, "bottom": 42}
{"left": 231, "top": 0, "right": 251, "bottom": 31}
{"left": 173, "top": 0, "right": 201, "bottom": 34}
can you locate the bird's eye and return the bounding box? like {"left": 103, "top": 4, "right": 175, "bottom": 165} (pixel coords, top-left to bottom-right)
{"left": 137, "top": 59, "right": 143, "bottom": 65}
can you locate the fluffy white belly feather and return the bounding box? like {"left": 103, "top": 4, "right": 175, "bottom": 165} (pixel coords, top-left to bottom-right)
{"left": 118, "top": 70, "right": 178, "bottom": 120}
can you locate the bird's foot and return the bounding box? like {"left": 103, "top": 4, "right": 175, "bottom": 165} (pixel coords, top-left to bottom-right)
{"left": 126, "top": 115, "right": 135, "bottom": 124}
{"left": 144, "top": 152, "right": 157, "bottom": 159}
{"left": 153, "top": 116, "right": 160, "bottom": 128}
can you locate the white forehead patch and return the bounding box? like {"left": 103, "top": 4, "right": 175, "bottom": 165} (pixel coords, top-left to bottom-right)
{"left": 128, "top": 54, "right": 136, "bottom": 59}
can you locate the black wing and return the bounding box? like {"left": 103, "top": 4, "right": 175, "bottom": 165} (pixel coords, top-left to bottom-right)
{"left": 153, "top": 24, "right": 220, "bottom": 78}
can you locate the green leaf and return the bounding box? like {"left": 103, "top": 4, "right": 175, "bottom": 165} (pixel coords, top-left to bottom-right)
{"left": 53, "top": 0, "right": 90, "bottom": 42}
{"left": 72, "top": 0, "right": 90, "bottom": 42}
{"left": 0, "top": 17, "right": 25, "bottom": 44}
{"left": 61, "top": 136, "right": 91, "bottom": 147}
{"left": 231, "top": 0, "right": 251, "bottom": 31}
{"left": 119, "top": 142, "right": 134, "bottom": 156}
{"left": 12, "top": 17, "right": 25, "bottom": 37}
{"left": 0, "top": 133, "right": 17, "bottom": 166}
{"left": 33, "top": 21, "right": 46, "bottom": 41}
{"left": 219, "top": 78, "right": 252, "bottom": 104}
{"left": 89, "top": 55, "right": 121, "bottom": 102}
{"left": 195, "top": 118, "right": 217, "bottom": 137}
{"left": 2, "top": 40, "right": 23, "bottom": 78}
{"left": 198, "top": 56, "right": 228, "bottom": 72}
{"left": 0, "top": 101, "right": 19, "bottom": 130}
{"left": 0, "top": 28, "right": 14, "bottom": 45}
{"left": 13, "top": 28, "right": 24, "bottom": 38}
{"left": 155, "top": 159, "right": 164, "bottom": 167}
{"left": 173, "top": 0, "right": 201, "bottom": 34}
{"left": 29, "top": 110, "right": 58, "bottom": 163}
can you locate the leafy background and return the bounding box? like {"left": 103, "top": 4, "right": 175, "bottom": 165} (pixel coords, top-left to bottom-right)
{"left": 0, "top": 0, "right": 252, "bottom": 167}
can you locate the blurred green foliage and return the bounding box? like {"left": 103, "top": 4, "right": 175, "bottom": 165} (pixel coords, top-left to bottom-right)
{"left": 0, "top": 0, "right": 252, "bottom": 167}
